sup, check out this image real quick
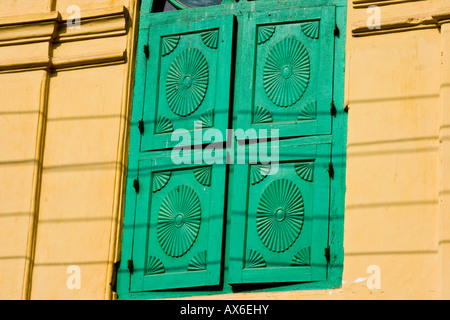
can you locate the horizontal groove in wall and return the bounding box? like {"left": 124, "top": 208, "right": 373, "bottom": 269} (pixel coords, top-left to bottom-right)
{"left": 0, "top": 6, "right": 128, "bottom": 72}
{"left": 352, "top": 0, "right": 425, "bottom": 9}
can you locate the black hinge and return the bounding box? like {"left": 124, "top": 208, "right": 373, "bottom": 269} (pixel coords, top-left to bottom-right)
{"left": 111, "top": 260, "right": 120, "bottom": 293}
{"left": 127, "top": 259, "right": 134, "bottom": 274}
{"left": 138, "top": 119, "right": 144, "bottom": 134}
{"left": 324, "top": 246, "right": 331, "bottom": 263}
{"left": 133, "top": 178, "right": 140, "bottom": 193}
{"left": 330, "top": 101, "right": 337, "bottom": 117}
{"left": 334, "top": 24, "right": 340, "bottom": 37}
{"left": 328, "top": 162, "right": 335, "bottom": 179}
{"left": 144, "top": 45, "right": 149, "bottom": 59}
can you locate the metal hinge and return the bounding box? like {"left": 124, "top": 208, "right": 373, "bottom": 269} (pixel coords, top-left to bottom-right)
{"left": 138, "top": 119, "right": 144, "bottom": 134}
{"left": 133, "top": 178, "right": 140, "bottom": 194}
{"left": 144, "top": 44, "right": 149, "bottom": 59}
{"left": 334, "top": 24, "right": 340, "bottom": 37}
{"left": 127, "top": 259, "right": 134, "bottom": 274}
{"left": 328, "top": 162, "right": 335, "bottom": 179}
{"left": 330, "top": 101, "right": 337, "bottom": 117}
{"left": 324, "top": 246, "right": 331, "bottom": 263}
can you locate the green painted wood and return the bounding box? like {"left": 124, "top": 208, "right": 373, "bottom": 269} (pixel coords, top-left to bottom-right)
{"left": 140, "top": 15, "right": 233, "bottom": 151}
{"left": 118, "top": 0, "right": 347, "bottom": 299}
{"left": 229, "top": 141, "right": 331, "bottom": 284}
{"left": 130, "top": 150, "right": 227, "bottom": 291}
{"left": 234, "top": 7, "right": 336, "bottom": 142}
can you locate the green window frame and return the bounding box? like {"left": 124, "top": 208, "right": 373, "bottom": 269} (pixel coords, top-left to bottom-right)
{"left": 117, "top": 0, "right": 347, "bottom": 300}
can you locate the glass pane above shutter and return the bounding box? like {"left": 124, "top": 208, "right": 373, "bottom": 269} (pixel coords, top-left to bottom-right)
{"left": 168, "top": 0, "right": 222, "bottom": 9}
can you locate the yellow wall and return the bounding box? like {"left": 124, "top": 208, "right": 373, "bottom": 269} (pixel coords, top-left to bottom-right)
{"left": 1, "top": 0, "right": 449, "bottom": 299}
{"left": 0, "top": 0, "right": 138, "bottom": 300}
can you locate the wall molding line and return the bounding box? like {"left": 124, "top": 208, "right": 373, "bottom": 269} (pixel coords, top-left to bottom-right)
{"left": 0, "top": 6, "right": 128, "bottom": 72}
{"left": 352, "top": 0, "right": 425, "bottom": 9}
{"left": 352, "top": 8, "right": 450, "bottom": 37}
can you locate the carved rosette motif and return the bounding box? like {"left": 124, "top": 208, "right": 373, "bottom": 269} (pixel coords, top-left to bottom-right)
{"left": 291, "top": 246, "right": 311, "bottom": 266}
{"left": 250, "top": 164, "right": 271, "bottom": 185}
{"left": 153, "top": 171, "right": 171, "bottom": 193}
{"left": 146, "top": 256, "right": 165, "bottom": 275}
{"left": 263, "top": 38, "right": 310, "bottom": 107}
{"left": 256, "top": 179, "right": 304, "bottom": 252}
{"left": 298, "top": 101, "right": 317, "bottom": 121}
{"left": 166, "top": 48, "right": 209, "bottom": 117}
{"left": 258, "top": 26, "right": 276, "bottom": 44}
{"left": 301, "top": 21, "right": 320, "bottom": 39}
{"left": 246, "top": 249, "right": 266, "bottom": 269}
{"left": 188, "top": 250, "right": 207, "bottom": 271}
{"left": 201, "top": 30, "right": 219, "bottom": 49}
{"left": 155, "top": 116, "right": 174, "bottom": 134}
{"left": 193, "top": 166, "right": 212, "bottom": 186}
{"left": 195, "top": 108, "right": 214, "bottom": 129}
{"left": 254, "top": 105, "right": 273, "bottom": 124}
{"left": 162, "top": 36, "right": 181, "bottom": 56}
{"left": 157, "top": 185, "right": 201, "bottom": 257}
{"left": 294, "top": 162, "right": 314, "bottom": 182}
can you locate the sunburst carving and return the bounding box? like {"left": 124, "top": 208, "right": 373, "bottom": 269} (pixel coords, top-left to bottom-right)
{"left": 155, "top": 116, "right": 174, "bottom": 134}
{"left": 201, "top": 30, "right": 219, "bottom": 49}
{"left": 166, "top": 48, "right": 209, "bottom": 117}
{"left": 298, "top": 101, "right": 317, "bottom": 121}
{"left": 188, "top": 250, "right": 207, "bottom": 271}
{"left": 146, "top": 256, "right": 165, "bottom": 275}
{"left": 193, "top": 166, "right": 212, "bottom": 186}
{"left": 157, "top": 185, "right": 201, "bottom": 257}
{"left": 195, "top": 108, "right": 214, "bottom": 129}
{"left": 162, "top": 36, "right": 181, "bottom": 56}
{"left": 294, "top": 162, "right": 314, "bottom": 182}
{"left": 246, "top": 249, "right": 266, "bottom": 269}
{"left": 301, "top": 21, "right": 320, "bottom": 39}
{"left": 263, "top": 38, "right": 310, "bottom": 107}
{"left": 153, "top": 171, "right": 171, "bottom": 193}
{"left": 254, "top": 106, "right": 273, "bottom": 124}
{"left": 258, "top": 25, "right": 276, "bottom": 44}
{"left": 256, "top": 179, "right": 304, "bottom": 253}
{"left": 251, "top": 164, "right": 271, "bottom": 185}
{"left": 291, "top": 246, "right": 311, "bottom": 266}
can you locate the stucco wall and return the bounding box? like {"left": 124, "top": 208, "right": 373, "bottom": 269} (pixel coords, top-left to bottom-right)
{"left": 1, "top": 0, "right": 449, "bottom": 299}
{"left": 0, "top": 0, "right": 138, "bottom": 299}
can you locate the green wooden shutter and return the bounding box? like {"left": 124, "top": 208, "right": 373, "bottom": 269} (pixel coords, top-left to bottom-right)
{"left": 234, "top": 7, "right": 336, "bottom": 141}
{"left": 140, "top": 15, "right": 233, "bottom": 151}
{"left": 122, "top": 4, "right": 340, "bottom": 295}
{"left": 229, "top": 140, "right": 332, "bottom": 284}
{"left": 130, "top": 151, "right": 227, "bottom": 292}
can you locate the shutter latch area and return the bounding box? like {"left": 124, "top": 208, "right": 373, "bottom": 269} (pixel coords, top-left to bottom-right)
{"left": 133, "top": 178, "right": 140, "bottom": 194}
{"left": 328, "top": 162, "right": 335, "bottom": 179}
{"left": 325, "top": 246, "right": 331, "bottom": 263}
{"left": 138, "top": 119, "right": 144, "bottom": 134}
{"left": 127, "top": 259, "right": 134, "bottom": 274}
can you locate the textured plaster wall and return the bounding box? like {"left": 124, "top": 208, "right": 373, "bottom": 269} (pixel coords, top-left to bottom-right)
{"left": 0, "top": 0, "right": 448, "bottom": 299}
{"left": 0, "top": 0, "right": 138, "bottom": 299}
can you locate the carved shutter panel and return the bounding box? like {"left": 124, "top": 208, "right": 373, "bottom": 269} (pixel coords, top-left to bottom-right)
{"left": 234, "top": 7, "right": 336, "bottom": 141}
{"left": 140, "top": 15, "right": 233, "bottom": 151}
{"left": 229, "top": 141, "right": 331, "bottom": 284}
{"left": 130, "top": 151, "right": 227, "bottom": 292}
